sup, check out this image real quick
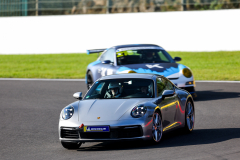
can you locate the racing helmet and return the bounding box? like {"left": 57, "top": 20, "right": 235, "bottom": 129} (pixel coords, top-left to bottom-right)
{"left": 108, "top": 82, "right": 120, "bottom": 95}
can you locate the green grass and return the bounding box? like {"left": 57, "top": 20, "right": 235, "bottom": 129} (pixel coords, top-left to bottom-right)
{"left": 169, "top": 51, "right": 240, "bottom": 81}
{"left": 0, "top": 51, "right": 240, "bottom": 80}
{"left": 0, "top": 54, "right": 98, "bottom": 79}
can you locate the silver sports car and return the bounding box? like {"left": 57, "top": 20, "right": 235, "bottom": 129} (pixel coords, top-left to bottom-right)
{"left": 59, "top": 73, "right": 195, "bottom": 149}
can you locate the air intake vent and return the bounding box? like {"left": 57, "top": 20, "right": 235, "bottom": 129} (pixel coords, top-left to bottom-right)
{"left": 61, "top": 127, "right": 79, "bottom": 139}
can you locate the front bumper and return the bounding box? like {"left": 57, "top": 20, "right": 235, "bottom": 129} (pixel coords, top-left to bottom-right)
{"left": 168, "top": 77, "right": 197, "bottom": 98}
{"left": 59, "top": 125, "right": 149, "bottom": 142}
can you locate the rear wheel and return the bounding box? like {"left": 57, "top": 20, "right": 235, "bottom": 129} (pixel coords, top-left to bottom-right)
{"left": 152, "top": 110, "right": 163, "bottom": 143}
{"left": 87, "top": 71, "right": 93, "bottom": 89}
{"left": 61, "top": 142, "right": 82, "bottom": 149}
{"left": 184, "top": 100, "right": 194, "bottom": 132}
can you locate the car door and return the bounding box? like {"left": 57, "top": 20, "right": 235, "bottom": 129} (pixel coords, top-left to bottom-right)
{"left": 156, "top": 77, "right": 178, "bottom": 130}
{"left": 97, "top": 48, "right": 117, "bottom": 78}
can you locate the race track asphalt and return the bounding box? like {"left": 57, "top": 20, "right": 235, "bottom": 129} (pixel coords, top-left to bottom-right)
{"left": 0, "top": 80, "right": 240, "bottom": 160}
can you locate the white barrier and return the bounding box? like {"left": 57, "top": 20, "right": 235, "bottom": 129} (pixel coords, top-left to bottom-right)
{"left": 0, "top": 9, "right": 240, "bottom": 54}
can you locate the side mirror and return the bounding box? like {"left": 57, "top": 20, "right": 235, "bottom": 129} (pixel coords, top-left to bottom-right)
{"left": 102, "top": 60, "right": 112, "bottom": 64}
{"left": 162, "top": 90, "right": 175, "bottom": 99}
{"left": 173, "top": 57, "right": 181, "bottom": 62}
{"left": 73, "top": 92, "right": 82, "bottom": 100}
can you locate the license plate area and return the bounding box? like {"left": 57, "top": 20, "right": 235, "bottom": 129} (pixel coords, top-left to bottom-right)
{"left": 84, "top": 126, "right": 110, "bottom": 132}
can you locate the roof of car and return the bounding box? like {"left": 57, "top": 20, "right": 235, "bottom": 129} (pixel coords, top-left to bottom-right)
{"left": 112, "top": 44, "right": 161, "bottom": 50}
{"left": 99, "top": 73, "right": 161, "bottom": 80}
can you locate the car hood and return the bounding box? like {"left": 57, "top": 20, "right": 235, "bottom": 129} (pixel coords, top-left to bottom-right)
{"left": 116, "top": 63, "right": 186, "bottom": 78}
{"left": 78, "top": 99, "right": 147, "bottom": 122}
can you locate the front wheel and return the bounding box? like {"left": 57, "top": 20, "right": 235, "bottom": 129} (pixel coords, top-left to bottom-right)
{"left": 152, "top": 111, "right": 163, "bottom": 143}
{"left": 61, "top": 142, "right": 82, "bottom": 149}
{"left": 184, "top": 101, "right": 195, "bottom": 132}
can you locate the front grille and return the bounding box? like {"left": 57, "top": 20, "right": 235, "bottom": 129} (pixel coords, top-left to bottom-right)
{"left": 61, "top": 127, "right": 79, "bottom": 139}
{"left": 80, "top": 125, "right": 143, "bottom": 139}
{"left": 80, "top": 132, "right": 111, "bottom": 139}
{"left": 116, "top": 126, "right": 142, "bottom": 138}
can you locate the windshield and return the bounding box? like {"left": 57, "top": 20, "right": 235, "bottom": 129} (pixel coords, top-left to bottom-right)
{"left": 84, "top": 78, "right": 154, "bottom": 99}
{"left": 116, "top": 48, "right": 174, "bottom": 65}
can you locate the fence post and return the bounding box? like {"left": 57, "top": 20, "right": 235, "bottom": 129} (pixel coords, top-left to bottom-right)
{"left": 106, "top": 0, "right": 109, "bottom": 14}
{"left": 36, "top": 0, "right": 38, "bottom": 16}
{"left": 182, "top": 0, "right": 186, "bottom": 11}
{"left": 22, "top": 0, "right": 28, "bottom": 16}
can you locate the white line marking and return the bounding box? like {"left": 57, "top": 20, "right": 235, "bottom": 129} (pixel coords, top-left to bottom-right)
{"left": 0, "top": 78, "right": 85, "bottom": 81}
{"left": 196, "top": 81, "right": 240, "bottom": 83}
{"left": 0, "top": 78, "right": 239, "bottom": 83}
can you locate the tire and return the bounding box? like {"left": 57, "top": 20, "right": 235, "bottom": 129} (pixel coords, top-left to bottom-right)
{"left": 61, "top": 142, "right": 82, "bottom": 149}
{"left": 184, "top": 100, "right": 195, "bottom": 133}
{"left": 151, "top": 110, "right": 163, "bottom": 143}
{"left": 87, "top": 71, "right": 93, "bottom": 89}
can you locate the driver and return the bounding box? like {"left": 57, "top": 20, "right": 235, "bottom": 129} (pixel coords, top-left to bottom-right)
{"left": 141, "top": 86, "right": 148, "bottom": 94}
{"left": 139, "top": 85, "right": 151, "bottom": 97}
{"left": 104, "top": 82, "right": 121, "bottom": 98}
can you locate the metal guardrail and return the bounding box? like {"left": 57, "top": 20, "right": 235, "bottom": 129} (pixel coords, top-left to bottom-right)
{"left": 0, "top": 0, "right": 240, "bottom": 17}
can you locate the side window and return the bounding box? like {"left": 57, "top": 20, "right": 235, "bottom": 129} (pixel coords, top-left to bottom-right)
{"left": 164, "top": 78, "right": 174, "bottom": 90}
{"left": 157, "top": 77, "right": 174, "bottom": 97}
{"left": 100, "top": 48, "right": 115, "bottom": 63}
{"left": 157, "top": 50, "right": 170, "bottom": 62}
{"left": 157, "top": 77, "right": 166, "bottom": 97}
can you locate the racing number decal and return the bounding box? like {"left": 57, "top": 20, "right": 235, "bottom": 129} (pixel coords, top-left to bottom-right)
{"left": 98, "top": 68, "right": 113, "bottom": 76}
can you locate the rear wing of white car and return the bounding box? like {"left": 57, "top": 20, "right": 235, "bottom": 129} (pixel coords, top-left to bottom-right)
{"left": 86, "top": 49, "right": 107, "bottom": 54}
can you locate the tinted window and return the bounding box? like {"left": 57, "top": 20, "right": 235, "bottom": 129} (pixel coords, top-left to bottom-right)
{"left": 157, "top": 77, "right": 174, "bottom": 97}
{"left": 116, "top": 49, "right": 174, "bottom": 65}
{"left": 165, "top": 78, "right": 174, "bottom": 90}
{"left": 157, "top": 77, "right": 166, "bottom": 97}
{"left": 84, "top": 78, "right": 154, "bottom": 99}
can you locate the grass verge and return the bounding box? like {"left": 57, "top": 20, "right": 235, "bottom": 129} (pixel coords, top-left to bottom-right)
{"left": 169, "top": 51, "right": 240, "bottom": 81}
{"left": 0, "top": 51, "right": 239, "bottom": 80}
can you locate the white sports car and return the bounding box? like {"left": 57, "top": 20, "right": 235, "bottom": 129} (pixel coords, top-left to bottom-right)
{"left": 86, "top": 44, "right": 196, "bottom": 98}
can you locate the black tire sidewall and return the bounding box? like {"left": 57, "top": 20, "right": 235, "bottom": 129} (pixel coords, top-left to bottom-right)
{"left": 87, "top": 71, "right": 93, "bottom": 89}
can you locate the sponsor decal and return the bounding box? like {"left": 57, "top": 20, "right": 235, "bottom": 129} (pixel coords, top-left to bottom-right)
{"left": 99, "top": 68, "right": 113, "bottom": 76}
{"left": 84, "top": 126, "right": 110, "bottom": 132}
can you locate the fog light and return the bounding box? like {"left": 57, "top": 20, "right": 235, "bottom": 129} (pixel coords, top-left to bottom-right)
{"left": 185, "top": 81, "right": 195, "bottom": 85}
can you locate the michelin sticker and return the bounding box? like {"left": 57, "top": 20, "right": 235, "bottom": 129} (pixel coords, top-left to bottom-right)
{"left": 84, "top": 126, "right": 110, "bottom": 132}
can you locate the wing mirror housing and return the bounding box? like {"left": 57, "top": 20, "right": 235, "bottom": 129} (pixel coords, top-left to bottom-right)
{"left": 162, "top": 90, "right": 175, "bottom": 99}
{"left": 102, "top": 60, "right": 112, "bottom": 64}
{"left": 173, "top": 57, "right": 181, "bottom": 62}
{"left": 73, "top": 92, "right": 82, "bottom": 100}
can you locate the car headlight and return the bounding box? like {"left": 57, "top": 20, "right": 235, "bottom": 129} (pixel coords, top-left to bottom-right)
{"left": 182, "top": 68, "right": 192, "bottom": 78}
{"left": 62, "top": 106, "right": 74, "bottom": 120}
{"left": 131, "top": 104, "right": 147, "bottom": 118}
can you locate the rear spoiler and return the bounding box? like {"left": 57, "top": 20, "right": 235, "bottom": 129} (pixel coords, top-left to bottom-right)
{"left": 86, "top": 49, "right": 107, "bottom": 54}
